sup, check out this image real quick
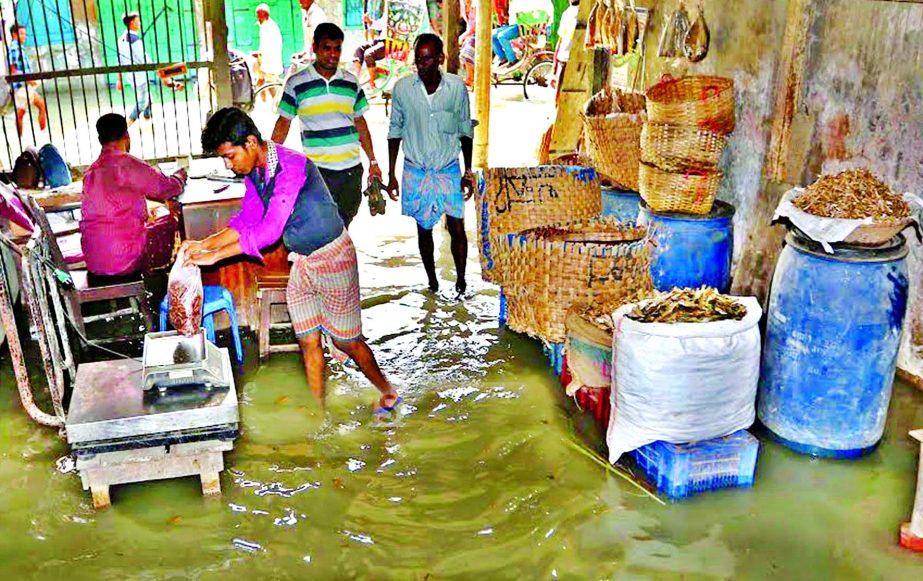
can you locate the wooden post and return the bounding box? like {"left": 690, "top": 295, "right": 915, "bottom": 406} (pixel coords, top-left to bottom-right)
{"left": 547, "top": 0, "right": 596, "bottom": 160}
{"left": 204, "top": 0, "right": 233, "bottom": 109}
{"left": 445, "top": 0, "right": 461, "bottom": 74}
{"left": 473, "top": 0, "right": 493, "bottom": 169}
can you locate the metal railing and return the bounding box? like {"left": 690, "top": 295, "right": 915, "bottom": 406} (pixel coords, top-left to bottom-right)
{"left": 2, "top": 0, "right": 218, "bottom": 169}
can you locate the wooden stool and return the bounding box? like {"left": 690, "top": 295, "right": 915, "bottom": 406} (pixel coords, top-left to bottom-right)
{"left": 257, "top": 275, "right": 300, "bottom": 362}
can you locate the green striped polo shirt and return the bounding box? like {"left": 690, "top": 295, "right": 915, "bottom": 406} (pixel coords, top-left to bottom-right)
{"left": 278, "top": 65, "right": 369, "bottom": 171}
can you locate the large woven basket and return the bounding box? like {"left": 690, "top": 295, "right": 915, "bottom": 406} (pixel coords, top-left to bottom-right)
{"left": 495, "top": 218, "right": 653, "bottom": 343}
{"left": 646, "top": 76, "right": 736, "bottom": 134}
{"left": 639, "top": 162, "right": 721, "bottom": 215}
{"left": 641, "top": 123, "right": 728, "bottom": 172}
{"left": 583, "top": 88, "right": 646, "bottom": 191}
{"left": 583, "top": 112, "right": 646, "bottom": 191}
{"left": 477, "top": 166, "right": 601, "bottom": 283}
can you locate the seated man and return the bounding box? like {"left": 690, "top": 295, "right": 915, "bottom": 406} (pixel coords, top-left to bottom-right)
{"left": 491, "top": 0, "right": 554, "bottom": 68}
{"left": 352, "top": 13, "right": 387, "bottom": 88}
{"left": 183, "top": 107, "right": 398, "bottom": 413}
{"left": 80, "top": 113, "right": 187, "bottom": 284}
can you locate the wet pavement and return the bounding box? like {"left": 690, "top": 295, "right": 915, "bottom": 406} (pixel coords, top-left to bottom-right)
{"left": 2, "top": 91, "right": 923, "bottom": 579}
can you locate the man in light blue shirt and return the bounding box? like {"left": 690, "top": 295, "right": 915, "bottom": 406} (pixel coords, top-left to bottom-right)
{"left": 117, "top": 12, "right": 179, "bottom": 127}
{"left": 386, "top": 34, "right": 475, "bottom": 297}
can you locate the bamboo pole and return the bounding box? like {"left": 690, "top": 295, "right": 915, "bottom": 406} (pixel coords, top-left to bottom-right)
{"left": 445, "top": 0, "right": 461, "bottom": 74}
{"left": 473, "top": 0, "right": 492, "bottom": 168}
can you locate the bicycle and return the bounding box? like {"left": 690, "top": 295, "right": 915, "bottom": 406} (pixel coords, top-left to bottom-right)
{"left": 490, "top": 19, "right": 555, "bottom": 104}
{"left": 250, "top": 52, "right": 312, "bottom": 110}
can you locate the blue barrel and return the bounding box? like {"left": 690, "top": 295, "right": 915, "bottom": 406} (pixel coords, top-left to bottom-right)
{"left": 638, "top": 200, "right": 734, "bottom": 292}
{"left": 601, "top": 188, "right": 642, "bottom": 223}
{"left": 758, "top": 232, "right": 909, "bottom": 458}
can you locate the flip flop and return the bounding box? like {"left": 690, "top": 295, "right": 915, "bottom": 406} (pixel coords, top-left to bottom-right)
{"left": 373, "top": 396, "right": 403, "bottom": 416}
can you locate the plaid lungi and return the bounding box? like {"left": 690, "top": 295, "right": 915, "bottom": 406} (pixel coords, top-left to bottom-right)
{"left": 287, "top": 228, "right": 362, "bottom": 362}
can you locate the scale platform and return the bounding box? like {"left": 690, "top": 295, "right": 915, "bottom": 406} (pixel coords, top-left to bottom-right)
{"left": 64, "top": 343, "right": 240, "bottom": 509}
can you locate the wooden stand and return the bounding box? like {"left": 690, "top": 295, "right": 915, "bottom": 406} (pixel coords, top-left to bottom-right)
{"left": 256, "top": 274, "right": 300, "bottom": 361}
{"left": 77, "top": 439, "right": 233, "bottom": 510}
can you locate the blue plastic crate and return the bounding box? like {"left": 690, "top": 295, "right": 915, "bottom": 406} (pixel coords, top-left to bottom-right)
{"left": 632, "top": 430, "right": 759, "bottom": 500}
{"left": 499, "top": 289, "right": 507, "bottom": 326}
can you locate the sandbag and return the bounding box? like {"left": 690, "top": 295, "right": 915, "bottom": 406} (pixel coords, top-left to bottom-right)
{"left": 606, "top": 296, "right": 762, "bottom": 463}
{"left": 38, "top": 144, "right": 71, "bottom": 188}
{"left": 167, "top": 247, "right": 203, "bottom": 336}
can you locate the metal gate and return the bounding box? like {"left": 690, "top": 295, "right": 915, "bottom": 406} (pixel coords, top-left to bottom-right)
{"left": 1, "top": 0, "right": 222, "bottom": 169}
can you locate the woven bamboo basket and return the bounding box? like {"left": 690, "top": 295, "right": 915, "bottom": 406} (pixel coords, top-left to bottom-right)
{"left": 494, "top": 218, "right": 653, "bottom": 343}
{"left": 640, "top": 123, "right": 728, "bottom": 172}
{"left": 477, "top": 166, "right": 602, "bottom": 284}
{"left": 583, "top": 88, "right": 646, "bottom": 191}
{"left": 639, "top": 162, "right": 721, "bottom": 215}
{"left": 645, "top": 76, "right": 736, "bottom": 134}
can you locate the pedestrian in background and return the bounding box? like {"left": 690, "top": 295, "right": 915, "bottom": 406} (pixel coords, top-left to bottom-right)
{"left": 255, "top": 3, "right": 283, "bottom": 102}
{"left": 7, "top": 23, "right": 47, "bottom": 137}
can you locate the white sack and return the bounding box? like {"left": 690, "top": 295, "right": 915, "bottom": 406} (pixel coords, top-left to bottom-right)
{"left": 606, "top": 297, "right": 762, "bottom": 463}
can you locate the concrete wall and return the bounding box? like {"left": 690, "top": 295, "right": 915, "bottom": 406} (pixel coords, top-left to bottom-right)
{"left": 633, "top": 0, "right": 923, "bottom": 380}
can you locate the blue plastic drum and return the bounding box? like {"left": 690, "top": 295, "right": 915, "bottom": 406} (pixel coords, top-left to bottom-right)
{"left": 758, "top": 232, "right": 909, "bottom": 458}
{"left": 638, "top": 200, "right": 735, "bottom": 292}
{"left": 601, "top": 188, "right": 642, "bottom": 223}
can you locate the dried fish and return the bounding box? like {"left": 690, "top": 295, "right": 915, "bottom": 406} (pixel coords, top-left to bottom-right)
{"left": 573, "top": 289, "right": 654, "bottom": 333}
{"left": 794, "top": 169, "right": 910, "bottom": 221}
{"left": 627, "top": 286, "right": 747, "bottom": 323}
{"left": 671, "top": 3, "right": 691, "bottom": 58}
{"left": 586, "top": 2, "right": 599, "bottom": 48}
{"left": 657, "top": 8, "right": 676, "bottom": 57}
{"left": 684, "top": 2, "right": 710, "bottom": 62}
{"left": 625, "top": 3, "right": 639, "bottom": 53}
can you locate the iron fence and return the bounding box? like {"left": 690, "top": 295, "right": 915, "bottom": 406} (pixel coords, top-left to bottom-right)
{"left": 2, "top": 0, "right": 218, "bottom": 169}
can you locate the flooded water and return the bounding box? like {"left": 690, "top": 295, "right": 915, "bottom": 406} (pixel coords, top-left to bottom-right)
{"left": 3, "top": 97, "right": 923, "bottom": 579}
{"left": 3, "top": 202, "right": 923, "bottom": 579}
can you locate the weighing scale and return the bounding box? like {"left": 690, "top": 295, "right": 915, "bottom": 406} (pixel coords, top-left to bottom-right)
{"left": 65, "top": 330, "right": 240, "bottom": 509}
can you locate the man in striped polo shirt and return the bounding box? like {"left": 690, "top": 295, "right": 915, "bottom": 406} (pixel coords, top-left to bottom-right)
{"left": 272, "top": 23, "right": 381, "bottom": 227}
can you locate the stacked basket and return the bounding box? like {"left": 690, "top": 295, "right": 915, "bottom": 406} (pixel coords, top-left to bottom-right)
{"left": 582, "top": 88, "right": 647, "bottom": 191}
{"left": 639, "top": 76, "right": 735, "bottom": 214}
{"left": 494, "top": 218, "right": 653, "bottom": 343}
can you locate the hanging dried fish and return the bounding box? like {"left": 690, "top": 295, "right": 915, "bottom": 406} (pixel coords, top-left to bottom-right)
{"left": 625, "top": 1, "right": 639, "bottom": 53}
{"left": 657, "top": 6, "right": 677, "bottom": 57}
{"left": 612, "top": 1, "right": 624, "bottom": 54}
{"left": 671, "top": 2, "right": 691, "bottom": 58}
{"left": 684, "top": 2, "right": 710, "bottom": 62}
{"left": 586, "top": 1, "right": 599, "bottom": 48}
{"left": 627, "top": 286, "right": 747, "bottom": 324}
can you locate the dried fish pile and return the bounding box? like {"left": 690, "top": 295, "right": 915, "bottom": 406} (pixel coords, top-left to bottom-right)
{"left": 627, "top": 286, "right": 747, "bottom": 323}
{"left": 572, "top": 289, "right": 654, "bottom": 333}
{"left": 793, "top": 169, "right": 910, "bottom": 221}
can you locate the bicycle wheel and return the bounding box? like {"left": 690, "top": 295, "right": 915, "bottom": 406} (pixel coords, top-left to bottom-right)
{"left": 523, "top": 60, "right": 555, "bottom": 104}
{"left": 361, "top": 66, "right": 394, "bottom": 99}
{"left": 253, "top": 82, "right": 283, "bottom": 110}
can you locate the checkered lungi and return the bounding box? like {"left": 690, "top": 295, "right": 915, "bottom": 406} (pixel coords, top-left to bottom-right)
{"left": 287, "top": 228, "right": 362, "bottom": 362}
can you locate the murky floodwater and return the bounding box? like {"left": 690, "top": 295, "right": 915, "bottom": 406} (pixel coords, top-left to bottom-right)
{"left": 3, "top": 99, "right": 923, "bottom": 579}
{"left": 3, "top": 205, "right": 923, "bottom": 580}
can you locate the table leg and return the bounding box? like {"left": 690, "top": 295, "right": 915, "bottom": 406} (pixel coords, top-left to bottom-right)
{"left": 91, "top": 485, "right": 111, "bottom": 510}
{"left": 200, "top": 472, "right": 221, "bottom": 496}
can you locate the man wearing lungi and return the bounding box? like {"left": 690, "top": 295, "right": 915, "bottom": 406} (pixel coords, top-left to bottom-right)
{"left": 184, "top": 107, "right": 399, "bottom": 414}
{"left": 385, "top": 34, "right": 475, "bottom": 296}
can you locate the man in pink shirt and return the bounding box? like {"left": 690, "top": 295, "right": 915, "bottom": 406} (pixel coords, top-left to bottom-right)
{"left": 80, "top": 113, "right": 187, "bottom": 282}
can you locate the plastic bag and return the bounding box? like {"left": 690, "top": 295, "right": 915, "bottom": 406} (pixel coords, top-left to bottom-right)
{"left": 167, "top": 247, "right": 203, "bottom": 336}
{"left": 606, "top": 297, "right": 762, "bottom": 463}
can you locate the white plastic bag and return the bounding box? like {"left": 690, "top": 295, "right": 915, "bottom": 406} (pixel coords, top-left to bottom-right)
{"left": 167, "top": 247, "right": 203, "bottom": 336}
{"left": 606, "top": 297, "right": 762, "bottom": 463}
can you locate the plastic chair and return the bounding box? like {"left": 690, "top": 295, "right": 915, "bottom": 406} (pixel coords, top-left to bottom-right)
{"left": 160, "top": 285, "right": 243, "bottom": 363}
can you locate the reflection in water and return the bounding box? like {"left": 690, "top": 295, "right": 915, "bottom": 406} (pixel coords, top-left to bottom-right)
{"left": 1, "top": 198, "right": 923, "bottom": 578}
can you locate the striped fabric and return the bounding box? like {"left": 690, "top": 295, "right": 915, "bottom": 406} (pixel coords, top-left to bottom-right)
{"left": 278, "top": 65, "right": 369, "bottom": 171}
{"left": 286, "top": 228, "right": 361, "bottom": 362}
